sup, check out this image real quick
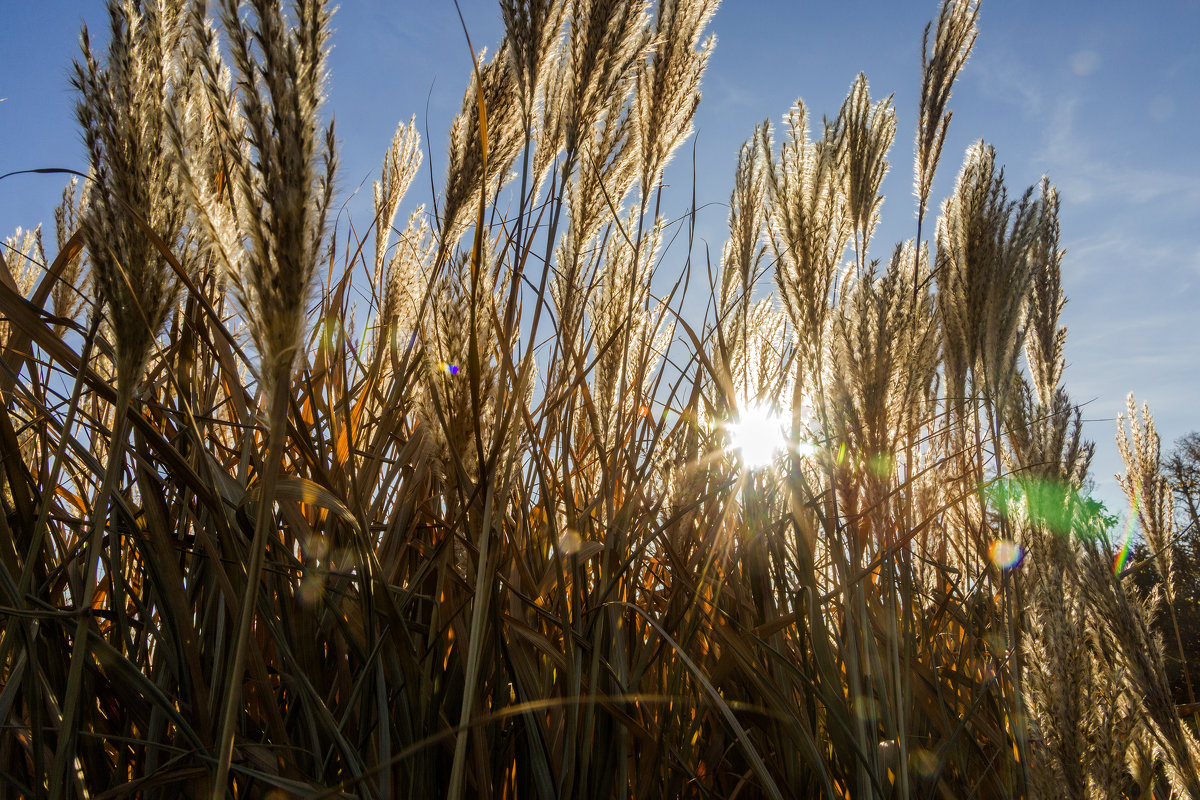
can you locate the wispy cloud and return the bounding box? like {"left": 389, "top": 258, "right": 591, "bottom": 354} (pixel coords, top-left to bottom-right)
{"left": 967, "top": 47, "right": 1045, "bottom": 116}
{"left": 1038, "top": 95, "right": 1200, "bottom": 207}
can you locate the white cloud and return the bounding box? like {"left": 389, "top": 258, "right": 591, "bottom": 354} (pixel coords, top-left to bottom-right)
{"left": 1038, "top": 96, "right": 1200, "bottom": 208}
{"left": 967, "top": 48, "right": 1044, "bottom": 116}
{"left": 1149, "top": 96, "right": 1176, "bottom": 122}
{"left": 1070, "top": 50, "right": 1101, "bottom": 77}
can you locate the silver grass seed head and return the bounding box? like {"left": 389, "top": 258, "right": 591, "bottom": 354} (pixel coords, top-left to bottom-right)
{"left": 3, "top": 226, "right": 45, "bottom": 299}
{"left": 51, "top": 179, "right": 90, "bottom": 324}
{"left": 1082, "top": 662, "right": 1132, "bottom": 798}
{"left": 936, "top": 140, "right": 1041, "bottom": 408}
{"left": 55, "top": 178, "right": 84, "bottom": 257}
{"left": 1116, "top": 394, "right": 1175, "bottom": 591}
{"left": 550, "top": 77, "right": 639, "bottom": 351}
{"left": 632, "top": 0, "right": 718, "bottom": 194}
{"left": 501, "top": 0, "right": 571, "bottom": 128}
{"left": 208, "top": 0, "right": 338, "bottom": 392}
{"left": 381, "top": 205, "right": 433, "bottom": 356}
{"left": 1080, "top": 546, "right": 1175, "bottom": 736}
{"left": 718, "top": 125, "right": 768, "bottom": 317}
{"left": 833, "top": 73, "right": 896, "bottom": 263}
{"left": 1008, "top": 378, "right": 1093, "bottom": 490}
{"left": 764, "top": 103, "right": 851, "bottom": 361}
{"left": 373, "top": 117, "right": 422, "bottom": 290}
{"left": 915, "top": 0, "right": 979, "bottom": 217}
{"left": 532, "top": 45, "right": 570, "bottom": 187}
{"left": 1, "top": 226, "right": 46, "bottom": 349}
{"left": 721, "top": 296, "right": 788, "bottom": 414}
{"left": 588, "top": 211, "right": 664, "bottom": 428}
{"left": 549, "top": 224, "right": 602, "bottom": 351}
{"left": 827, "top": 242, "right": 936, "bottom": 467}
{"left": 1022, "top": 578, "right": 1093, "bottom": 799}
{"left": 563, "top": 0, "right": 651, "bottom": 160}
{"left": 441, "top": 41, "right": 524, "bottom": 251}
{"left": 568, "top": 84, "right": 640, "bottom": 245}
{"left": 169, "top": 5, "right": 245, "bottom": 286}
{"left": 74, "top": 0, "right": 191, "bottom": 402}
{"left": 420, "top": 247, "right": 505, "bottom": 489}
{"left": 1023, "top": 178, "right": 1068, "bottom": 406}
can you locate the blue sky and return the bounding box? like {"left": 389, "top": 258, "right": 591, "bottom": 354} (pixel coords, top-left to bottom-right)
{"left": 2, "top": 0, "right": 1198, "bottom": 514}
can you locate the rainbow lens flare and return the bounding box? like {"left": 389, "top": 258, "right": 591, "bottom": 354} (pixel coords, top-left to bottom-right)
{"left": 1112, "top": 493, "right": 1138, "bottom": 576}
{"left": 988, "top": 539, "right": 1024, "bottom": 571}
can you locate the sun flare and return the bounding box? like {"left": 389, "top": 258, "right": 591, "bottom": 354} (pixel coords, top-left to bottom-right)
{"left": 726, "top": 404, "right": 788, "bottom": 469}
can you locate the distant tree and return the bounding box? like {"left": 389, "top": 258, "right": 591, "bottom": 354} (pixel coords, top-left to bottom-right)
{"left": 1167, "top": 432, "right": 1200, "bottom": 536}
{"left": 1158, "top": 433, "right": 1200, "bottom": 707}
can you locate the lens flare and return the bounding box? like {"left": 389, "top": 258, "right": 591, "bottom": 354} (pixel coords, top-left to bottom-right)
{"left": 558, "top": 529, "right": 582, "bottom": 556}
{"left": 1113, "top": 491, "right": 1138, "bottom": 576}
{"left": 909, "top": 748, "right": 938, "bottom": 778}
{"left": 726, "top": 405, "right": 787, "bottom": 469}
{"left": 793, "top": 440, "right": 817, "bottom": 458}
{"left": 299, "top": 570, "right": 325, "bottom": 606}
{"left": 988, "top": 539, "right": 1024, "bottom": 571}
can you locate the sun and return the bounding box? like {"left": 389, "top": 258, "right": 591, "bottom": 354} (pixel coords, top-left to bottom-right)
{"left": 726, "top": 404, "right": 789, "bottom": 469}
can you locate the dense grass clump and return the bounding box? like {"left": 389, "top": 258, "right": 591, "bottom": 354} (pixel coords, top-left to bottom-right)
{"left": 2, "top": 0, "right": 1199, "bottom": 798}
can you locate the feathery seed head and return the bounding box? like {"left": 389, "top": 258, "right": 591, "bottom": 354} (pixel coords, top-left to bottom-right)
{"left": 833, "top": 73, "right": 896, "bottom": 266}
{"left": 936, "top": 140, "right": 1040, "bottom": 409}
{"left": 588, "top": 212, "right": 666, "bottom": 433}
{"left": 719, "top": 126, "right": 768, "bottom": 316}
{"left": 1116, "top": 395, "right": 1175, "bottom": 591}
{"left": 632, "top": 0, "right": 718, "bottom": 194}
{"left": 501, "top": 0, "right": 570, "bottom": 128}
{"left": 74, "top": 0, "right": 191, "bottom": 402}
{"left": 51, "top": 179, "right": 90, "bottom": 325}
{"left": 915, "top": 0, "right": 979, "bottom": 223}
{"left": 560, "top": 0, "right": 651, "bottom": 161}
{"left": 1, "top": 226, "right": 47, "bottom": 349}
{"left": 373, "top": 117, "right": 422, "bottom": 290}
{"left": 764, "top": 101, "right": 851, "bottom": 364}
{"left": 184, "top": 0, "right": 338, "bottom": 393}
{"left": 169, "top": 5, "right": 245, "bottom": 285}
{"left": 442, "top": 42, "right": 524, "bottom": 250}
{"left": 1023, "top": 178, "right": 1067, "bottom": 406}
{"left": 381, "top": 205, "right": 434, "bottom": 357}
{"left": 3, "top": 226, "right": 44, "bottom": 300}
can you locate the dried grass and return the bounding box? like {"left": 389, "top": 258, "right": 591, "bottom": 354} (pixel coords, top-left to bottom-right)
{"left": 1, "top": 1, "right": 1197, "bottom": 798}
